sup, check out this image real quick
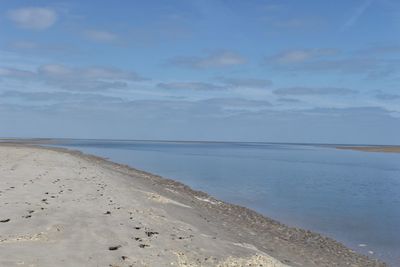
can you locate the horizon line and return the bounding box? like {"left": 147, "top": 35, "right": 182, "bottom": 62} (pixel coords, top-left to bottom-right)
{"left": 0, "top": 137, "right": 399, "bottom": 147}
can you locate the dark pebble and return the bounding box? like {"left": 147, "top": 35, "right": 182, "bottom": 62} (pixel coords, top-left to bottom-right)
{"left": 108, "top": 245, "right": 121, "bottom": 251}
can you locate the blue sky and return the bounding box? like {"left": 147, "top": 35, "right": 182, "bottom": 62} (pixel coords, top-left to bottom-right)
{"left": 0, "top": 0, "right": 400, "bottom": 144}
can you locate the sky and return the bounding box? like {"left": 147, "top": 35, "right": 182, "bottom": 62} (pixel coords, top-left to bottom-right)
{"left": 0, "top": 0, "right": 400, "bottom": 144}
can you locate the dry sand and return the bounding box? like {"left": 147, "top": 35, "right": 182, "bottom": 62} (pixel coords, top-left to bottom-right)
{"left": 0, "top": 144, "right": 385, "bottom": 266}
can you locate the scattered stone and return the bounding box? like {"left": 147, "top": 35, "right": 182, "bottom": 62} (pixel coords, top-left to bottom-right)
{"left": 145, "top": 231, "right": 159, "bottom": 238}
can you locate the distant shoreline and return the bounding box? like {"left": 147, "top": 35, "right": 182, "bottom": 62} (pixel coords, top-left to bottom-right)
{"left": 336, "top": 146, "right": 400, "bottom": 153}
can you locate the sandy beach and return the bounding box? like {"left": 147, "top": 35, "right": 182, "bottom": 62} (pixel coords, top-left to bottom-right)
{"left": 0, "top": 144, "right": 385, "bottom": 267}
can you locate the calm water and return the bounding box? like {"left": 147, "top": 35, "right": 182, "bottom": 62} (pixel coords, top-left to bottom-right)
{"left": 49, "top": 139, "right": 400, "bottom": 266}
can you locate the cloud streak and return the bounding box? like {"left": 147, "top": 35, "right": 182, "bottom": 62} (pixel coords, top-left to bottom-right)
{"left": 157, "top": 77, "right": 272, "bottom": 91}
{"left": 168, "top": 51, "right": 246, "bottom": 69}
{"left": 343, "top": 0, "right": 374, "bottom": 29}
{"left": 375, "top": 93, "right": 400, "bottom": 100}
{"left": 264, "top": 48, "right": 400, "bottom": 78}
{"left": 0, "top": 90, "right": 122, "bottom": 103}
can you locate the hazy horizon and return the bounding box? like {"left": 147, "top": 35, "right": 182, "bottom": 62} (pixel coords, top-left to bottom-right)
{"left": 1, "top": 0, "right": 400, "bottom": 144}
{"left": 1, "top": 136, "right": 399, "bottom": 146}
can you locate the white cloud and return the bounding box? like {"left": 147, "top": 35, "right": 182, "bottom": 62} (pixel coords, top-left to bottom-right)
{"left": 0, "top": 64, "right": 145, "bottom": 91}
{"left": 85, "top": 30, "right": 118, "bottom": 43}
{"left": 200, "top": 98, "right": 271, "bottom": 108}
{"left": 7, "top": 41, "right": 75, "bottom": 54}
{"left": 83, "top": 67, "right": 136, "bottom": 80}
{"left": 274, "top": 18, "right": 310, "bottom": 29}
{"left": 7, "top": 7, "right": 57, "bottom": 30}
{"left": 216, "top": 77, "right": 272, "bottom": 88}
{"left": 1, "top": 91, "right": 123, "bottom": 104}
{"left": 10, "top": 41, "right": 38, "bottom": 50}
{"left": 267, "top": 49, "right": 337, "bottom": 65}
{"left": 274, "top": 87, "right": 358, "bottom": 96}
{"left": 157, "top": 77, "right": 272, "bottom": 92}
{"left": 36, "top": 64, "right": 143, "bottom": 81}
{"left": 0, "top": 67, "right": 34, "bottom": 78}
{"left": 264, "top": 48, "right": 400, "bottom": 78}
{"left": 39, "top": 64, "right": 73, "bottom": 77}
{"left": 276, "top": 50, "right": 312, "bottom": 64}
{"left": 169, "top": 51, "right": 246, "bottom": 69}
{"left": 157, "top": 82, "right": 225, "bottom": 91}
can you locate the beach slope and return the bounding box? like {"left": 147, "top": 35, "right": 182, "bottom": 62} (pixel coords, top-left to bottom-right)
{"left": 0, "top": 145, "right": 384, "bottom": 266}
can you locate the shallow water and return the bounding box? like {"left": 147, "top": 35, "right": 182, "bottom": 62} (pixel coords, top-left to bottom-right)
{"left": 49, "top": 139, "right": 400, "bottom": 265}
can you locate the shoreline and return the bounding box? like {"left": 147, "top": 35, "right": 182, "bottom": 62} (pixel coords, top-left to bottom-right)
{"left": 0, "top": 143, "right": 386, "bottom": 266}
{"left": 335, "top": 146, "right": 400, "bottom": 153}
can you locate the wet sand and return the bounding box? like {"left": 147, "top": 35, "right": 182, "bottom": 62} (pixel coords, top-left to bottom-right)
{"left": 0, "top": 144, "right": 385, "bottom": 266}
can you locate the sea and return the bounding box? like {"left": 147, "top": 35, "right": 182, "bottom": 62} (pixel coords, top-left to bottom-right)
{"left": 46, "top": 139, "right": 400, "bottom": 266}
